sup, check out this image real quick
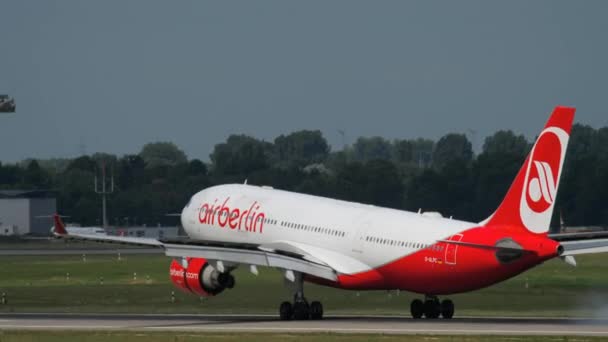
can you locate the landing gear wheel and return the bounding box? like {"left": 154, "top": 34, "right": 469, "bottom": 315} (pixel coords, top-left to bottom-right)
{"left": 440, "top": 299, "right": 454, "bottom": 319}
{"left": 410, "top": 299, "right": 424, "bottom": 319}
{"left": 225, "top": 275, "right": 235, "bottom": 289}
{"left": 423, "top": 299, "right": 441, "bottom": 319}
{"left": 293, "top": 301, "right": 310, "bottom": 320}
{"left": 310, "top": 301, "right": 323, "bottom": 320}
{"left": 279, "top": 301, "right": 293, "bottom": 321}
{"left": 281, "top": 271, "right": 323, "bottom": 321}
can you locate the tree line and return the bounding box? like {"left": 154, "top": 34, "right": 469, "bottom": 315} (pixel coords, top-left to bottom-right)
{"left": 0, "top": 124, "right": 607, "bottom": 231}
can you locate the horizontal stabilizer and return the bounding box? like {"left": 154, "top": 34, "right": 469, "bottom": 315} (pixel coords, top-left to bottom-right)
{"left": 437, "top": 239, "right": 535, "bottom": 254}
{"left": 560, "top": 238, "right": 608, "bottom": 256}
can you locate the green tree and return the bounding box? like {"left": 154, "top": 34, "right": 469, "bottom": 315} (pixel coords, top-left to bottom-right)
{"left": 66, "top": 156, "right": 97, "bottom": 173}
{"left": 404, "top": 168, "right": 446, "bottom": 213}
{"left": 471, "top": 130, "right": 530, "bottom": 220}
{"left": 438, "top": 159, "right": 474, "bottom": 219}
{"left": 116, "top": 155, "right": 145, "bottom": 189}
{"left": 471, "top": 131, "right": 529, "bottom": 221}
{"left": 333, "top": 159, "right": 404, "bottom": 209}
{"left": 0, "top": 163, "right": 22, "bottom": 189}
{"left": 432, "top": 133, "right": 473, "bottom": 170}
{"left": 23, "top": 160, "right": 50, "bottom": 188}
{"left": 351, "top": 137, "right": 392, "bottom": 162}
{"left": 392, "top": 139, "right": 414, "bottom": 164}
{"left": 188, "top": 159, "right": 207, "bottom": 176}
{"left": 139, "top": 142, "right": 187, "bottom": 168}
{"left": 482, "top": 130, "right": 529, "bottom": 156}
{"left": 210, "top": 135, "right": 273, "bottom": 178}
{"left": 558, "top": 124, "right": 608, "bottom": 226}
{"left": 410, "top": 138, "right": 434, "bottom": 168}
{"left": 274, "top": 130, "right": 329, "bottom": 169}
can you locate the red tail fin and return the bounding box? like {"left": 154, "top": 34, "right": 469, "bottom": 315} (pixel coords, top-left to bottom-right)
{"left": 53, "top": 213, "right": 68, "bottom": 235}
{"left": 483, "top": 106, "right": 575, "bottom": 235}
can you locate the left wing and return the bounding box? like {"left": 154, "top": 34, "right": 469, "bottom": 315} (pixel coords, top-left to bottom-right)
{"left": 163, "top": 241, "right": 337, "bottom": 281}
{"left": 52, "top": 215, "right": 338, "bottom": 281}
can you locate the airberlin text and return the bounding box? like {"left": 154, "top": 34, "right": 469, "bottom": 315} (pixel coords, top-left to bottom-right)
{"left": 170, "top": 268, "right": 199, "bottom": 281}
{"left": 198, "top": 197, "right": 265, "bottom": 233}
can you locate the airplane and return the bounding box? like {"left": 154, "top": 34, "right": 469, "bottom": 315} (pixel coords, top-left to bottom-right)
{"left": 52, "top": 106, "right": 608, "bottom": 320}
{"left": 40, "top": 215, "right": 107, "bottom": 236}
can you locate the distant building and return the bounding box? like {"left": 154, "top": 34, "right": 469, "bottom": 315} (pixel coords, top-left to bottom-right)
{"left": 0, "top": 190, "right": 56, "bottom": 236}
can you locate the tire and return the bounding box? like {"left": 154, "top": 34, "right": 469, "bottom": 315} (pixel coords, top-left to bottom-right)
{"left": 310, "top": 301, "right": 323, "bottom": 320}
{"left": 423, "top": 299, "right": 440, "bottom": 319}
{"left": 440, "top": 299, "right": 454, "bottom": 319}
{"left": 279, "top": 301, "right": 293, "bottom": 321}
{"left": 225, "top": 275, "right": 235, "bottom": 289}
{"left": 410, "top": 299, "right": 424, "bottom": 319}
{"left": 293, "top": 302, "right": 310, "bottom": 320}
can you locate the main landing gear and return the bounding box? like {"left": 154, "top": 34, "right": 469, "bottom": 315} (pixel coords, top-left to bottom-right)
{"left": 410, "top": 295, "right": 454, "bottom": 319}
{"left": 279, "top": 272, "right": 324, "bottom": 320}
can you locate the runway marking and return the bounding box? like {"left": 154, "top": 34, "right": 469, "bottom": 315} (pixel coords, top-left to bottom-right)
{"left": 1, "top": 312, "right": 607, "bottom": 320}
{"left": 4, "top": 323, "right": 604, "bottom": 336}
{"left": 2, "top": 314, "right": 608, "bottom": 336}
{"left": 143, "top": 326, "right": 608, "bottom": 336}
{"left": 1, "top": 325, "right": 607, "bottom": 336}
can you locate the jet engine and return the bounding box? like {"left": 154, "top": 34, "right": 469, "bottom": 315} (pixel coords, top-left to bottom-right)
{"left": 169, "top": 258, "right": 235, "bottom": 297}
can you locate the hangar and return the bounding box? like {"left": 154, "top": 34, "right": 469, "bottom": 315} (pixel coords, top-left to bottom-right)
{"left": 0, "top": 190, "right": 56, "bottom": 236}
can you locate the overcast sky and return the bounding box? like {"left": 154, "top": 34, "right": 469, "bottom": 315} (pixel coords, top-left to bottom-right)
{"left": 1, "top": 1, "right": 607, "bottom": 162}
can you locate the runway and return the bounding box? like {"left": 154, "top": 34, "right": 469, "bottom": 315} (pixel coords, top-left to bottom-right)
{"left": 1, "top": 313, "right": 608, "bottom": 336}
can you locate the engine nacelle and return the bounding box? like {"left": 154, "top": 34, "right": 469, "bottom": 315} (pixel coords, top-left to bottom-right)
{"left": 169, "top": 258, "right": 234, "bottom": 297}
{"left": 169, "top": 259, "right": 191, "bottom": 294}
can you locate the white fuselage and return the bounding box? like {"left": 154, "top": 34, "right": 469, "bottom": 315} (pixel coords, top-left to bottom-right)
{"left": 181, "top": 184, "right": 476, "bottom": 273}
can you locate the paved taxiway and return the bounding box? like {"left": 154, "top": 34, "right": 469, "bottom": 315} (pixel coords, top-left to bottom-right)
{"left": 1, "top": 313, "right": 607, "bottom": 336}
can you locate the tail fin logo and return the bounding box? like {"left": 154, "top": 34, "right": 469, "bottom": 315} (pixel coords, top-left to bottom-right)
{"left": 520, "top": 127, "right": 568, "bottom": 233}
{"left": 527, "top": 160, "right": 557, "bottom": 209}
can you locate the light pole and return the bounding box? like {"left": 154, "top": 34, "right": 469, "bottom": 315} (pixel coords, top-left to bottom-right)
{"left": 94, "top": 162, "right": 114, "bottom": 228}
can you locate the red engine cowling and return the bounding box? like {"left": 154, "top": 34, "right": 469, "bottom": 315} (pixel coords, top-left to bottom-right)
{"left": 169, "top": 259, "right": 190, "bottom": 293}
{"left": 169, "top": 258, "right": 234, "bottom": 297}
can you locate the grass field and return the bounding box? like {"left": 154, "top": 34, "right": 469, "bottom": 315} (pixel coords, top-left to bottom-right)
{"left": 0, "top": 331, "right": 604, "bottom": 342}
{"left": 0, "top": 252, "right": 607, "bottom": 317}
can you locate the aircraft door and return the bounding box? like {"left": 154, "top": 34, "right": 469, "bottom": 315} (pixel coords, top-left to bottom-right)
{"left": 444, "top": 234, "right": 463, "bottom": 265}
{"left": 351, "top": 213, "right": 371, "bottom": 255}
